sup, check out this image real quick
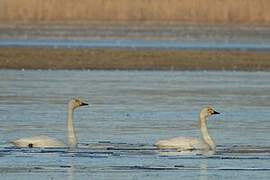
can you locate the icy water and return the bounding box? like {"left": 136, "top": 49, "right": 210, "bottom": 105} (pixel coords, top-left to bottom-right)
{"left": 0, "top": 70, "right": 270, "bottom": 179}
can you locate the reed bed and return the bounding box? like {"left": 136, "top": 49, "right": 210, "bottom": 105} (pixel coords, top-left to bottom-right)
{"left": 0, "top": 0, "right": 270, "bottom": 24}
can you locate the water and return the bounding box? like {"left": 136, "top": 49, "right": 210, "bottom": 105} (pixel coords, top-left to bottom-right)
{"left": 1, "top": 39, "right": 270, "bottom": 50}
{"left": 0, "top": 70, "right": 270, "bottom": 179}
{"left": 1, "top": 24, "right": 270, "bottom": 50}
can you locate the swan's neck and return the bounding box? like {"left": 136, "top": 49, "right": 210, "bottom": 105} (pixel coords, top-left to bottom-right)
{"left": 199, "top": 115, "right": 215, "bottom": 151}
{"left": 67, "top": 104, "right": 77, "bottom": 148}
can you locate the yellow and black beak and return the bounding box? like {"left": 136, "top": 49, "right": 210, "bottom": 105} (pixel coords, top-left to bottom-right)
{"left": 81, "top": 102, "right": 88, "bottom": 106}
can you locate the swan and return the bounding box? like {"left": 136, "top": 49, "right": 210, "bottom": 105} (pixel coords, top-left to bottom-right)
{"left": 155, "top": 106, "right": 220, "bottom": 151}
{"left": 11, "top": 98, "right": 88, "bottom": 148}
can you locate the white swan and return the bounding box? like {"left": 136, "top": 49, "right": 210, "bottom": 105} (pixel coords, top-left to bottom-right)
{"left": 11, "top": 98, "right": 88, "bottom": 148}
{"left": 155, "top": 106, "right": 220, "bottom": 151}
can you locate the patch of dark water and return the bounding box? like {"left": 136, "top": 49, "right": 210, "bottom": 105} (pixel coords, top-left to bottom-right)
{"left": 1, "top": 142, "right": 270, "bottom": 158}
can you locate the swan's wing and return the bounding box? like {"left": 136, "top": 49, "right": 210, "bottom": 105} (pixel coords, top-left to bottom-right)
{"left": 155, "top": 137, "right": 200, "bottom": 150}
{"left": 11, "top": 136, "right": 65, "bottom": 148}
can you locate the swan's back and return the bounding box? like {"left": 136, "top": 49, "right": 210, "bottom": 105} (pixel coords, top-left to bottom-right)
{"left": 155, "top": 137, "right": 201, "bottom": 150}
{"left": 11, "top": 136, "right": 65, "bottom": 148}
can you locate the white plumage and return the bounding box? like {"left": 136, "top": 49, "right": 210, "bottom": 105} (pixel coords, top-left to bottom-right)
{"left": 11, "top": 98, "right": 88, "bottom": 148}
{"left": 11, "top": 136, "right": 65, "bottom": 148}
{"left": 155, "top": 106, "right": 220, "bottom": 151}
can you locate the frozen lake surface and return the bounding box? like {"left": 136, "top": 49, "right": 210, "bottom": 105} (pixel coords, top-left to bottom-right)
{"left": 0, "top": 70, "right": 270, "bottom": 179}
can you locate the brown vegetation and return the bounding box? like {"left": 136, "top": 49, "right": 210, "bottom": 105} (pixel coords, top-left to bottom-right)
{"left": 0, "top": 0, "right": 270, "bottom": 24}
{"left": 1, "top": 48, "right": 270, "bottom": 70}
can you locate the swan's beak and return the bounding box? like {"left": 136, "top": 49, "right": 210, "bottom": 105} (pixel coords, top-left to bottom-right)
{"left": 81, "top": 102, "right": 88, "bottom": 106}
{"left": 213, "top": 110, "right": 220, "bottom": 115}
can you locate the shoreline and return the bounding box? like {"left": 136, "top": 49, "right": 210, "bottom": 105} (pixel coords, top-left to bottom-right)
{"left": 1, "top": 47, "right": 270, "bottom": 71}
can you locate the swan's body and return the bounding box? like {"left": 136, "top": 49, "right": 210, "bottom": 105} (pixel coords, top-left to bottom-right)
{"left": 11, "top": 98, "right": 88, "bottom": 148}
{"left": 155, "top": 137, "right": 204, "bottom": 150}
{"left": 11, "top": 136, "right": 65, "bottom": 148}
{"left": 155, "top": 106, "right": 220, "bottom": 151}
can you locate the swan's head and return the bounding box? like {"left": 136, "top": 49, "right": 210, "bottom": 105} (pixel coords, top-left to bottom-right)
{"left": 69, "top": 98, "right": 88, "bottom": 109}
{"left": 200, "top": 106, "right": 220, "bottom": 118}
